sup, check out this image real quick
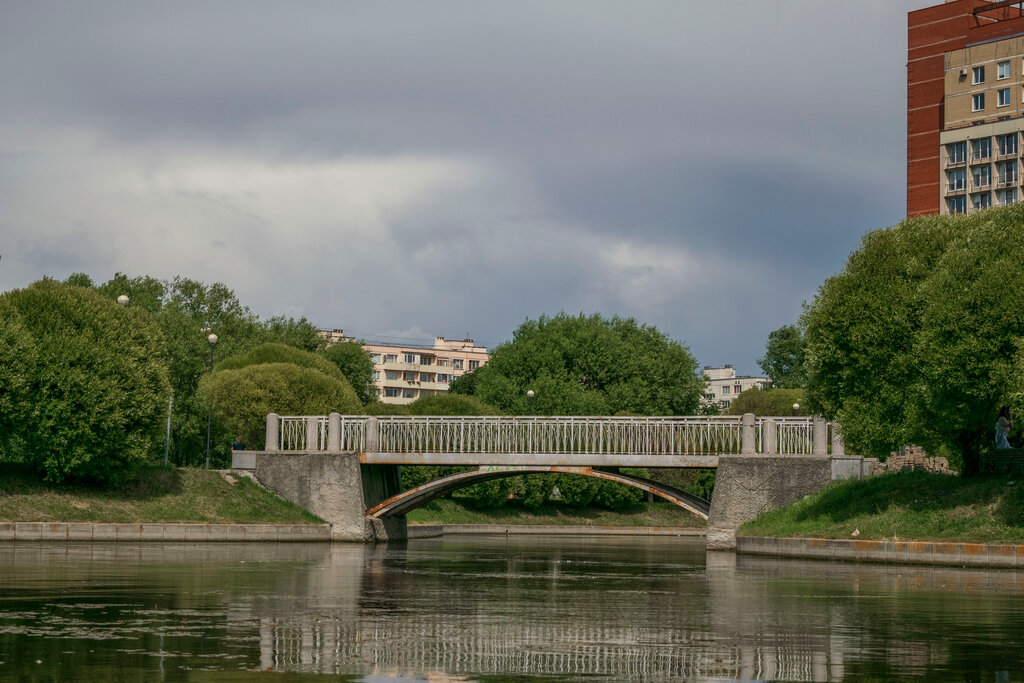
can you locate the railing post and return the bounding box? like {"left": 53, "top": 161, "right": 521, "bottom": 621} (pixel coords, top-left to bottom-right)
{"left": 306, "top": 416, "right": 319, "bottom": 452}
{"left": 366, "top": 416, "right": 379, "bottom": 452}
{"left": 328, "top": 412, "right": 341, "bottom": 452}
{"left": 764, "top": 418, "right": 777, "bottom": 455}
{"left": 831, "top": 422, "right": 845, "bottom": 457}
{"left": 813, "top": 415, "right": 828, "bottom": 456}
{"left": 265, "top": 413, "right": 279, "bottom": 452}
{"left": 741, "top": 413, "right": 756, "bottom": 455}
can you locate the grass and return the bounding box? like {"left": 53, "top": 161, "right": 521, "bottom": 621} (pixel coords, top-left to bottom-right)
{"left": 0, "top": 464, "right": 323, "bottom": 524}
{"left": 740, "top": 470, "right": 1024, "bottom": 544}
{"left": 406, "top": 497, "right": 706, "bottom": 528}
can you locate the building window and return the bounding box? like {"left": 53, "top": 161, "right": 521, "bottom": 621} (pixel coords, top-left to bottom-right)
{"left": 999, "top": 88, "right": 1011, "bottom": 107}
{"left": 948, "top": 168, "right": 966, "bottom": 191}
{"left": 385, "top": 371, "right": 398, "bottom": 380}
{"left": 972, "top": 192, "right": 991, "bottom": 210}
{"left": 402, "top": 389, "right": 415, "bottom": 399}
{"left": 370, "top": 353, "right": 381, "bottom": 364}
{"left": 973, "top": 65, "right": 985, "bottom": 84}
{"left": 999, "top": 188, "right": 1018, "bottom": 205}
{"left": 948, "top": 195, "right": 967, "bottom": 214}
{"left": 453, "top": 359, "right": 464, "bottom": 370}
{"left": 437, "top": 373, "right": 451, "bottom": 384}
{"left": 972, "top": 138, "right": 992, "bottom": 161}
{"left": 998, "top": 160, "right": 1018, "bottom": 185}
{"left": 468, "top": 360, "right": 480, "bottom": 371}
{"left": 372, "top": 370, "right": 380, "bottom": 382}
{"left": 384, "top": 354, "right": 398, "bottom": 363}
{"left": 973, "top": 93, "right": 986, "bottom": 111}
{"left": 420, "top": 356, "right": 433, "bottom": 366}
{"left": 384, "top": 388, "right": 400, "bottom": 398}
{"left": 403, "top": 353, "right": 417, "bottom": 364}
{"left": 722, "top": 386, "right": 730, "bottom": 395}
{"left": 998, "top": 133, "right": 1018, "bottom": 156}
{"left": 973, "top": 165, "right": 992, "bottom": 188}
{"left": 734, "top": 384, "right": 742, "bottom": 394}
{"left": 999, "top": 60, "right": 1011, "bottom": 80}
{"left": 948, "top": 141, "right": 967, "bottom": 163}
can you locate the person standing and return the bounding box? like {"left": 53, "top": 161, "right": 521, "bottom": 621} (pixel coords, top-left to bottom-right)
{"left": 996, "top": 407, "right": 1013, "bottom": 449}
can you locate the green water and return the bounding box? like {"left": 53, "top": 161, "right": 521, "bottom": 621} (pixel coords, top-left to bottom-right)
{"left": 0, "top": 536, "right": 1022, "bottom": 681}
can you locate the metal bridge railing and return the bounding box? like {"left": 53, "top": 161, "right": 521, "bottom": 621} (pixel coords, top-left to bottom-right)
{"left": 264, "top": 414, "right": 841, "bottom": 457}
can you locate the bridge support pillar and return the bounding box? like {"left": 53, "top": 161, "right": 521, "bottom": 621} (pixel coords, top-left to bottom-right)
{"left": 707, "top": 455, "right": 831, "bottom": 550}
{"left": 252, "top": 453, "right": 405, "bottom": 542}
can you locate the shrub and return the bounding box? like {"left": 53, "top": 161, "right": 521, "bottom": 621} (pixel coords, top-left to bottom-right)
{"left": 323, "top": 341, "right": 378, "bottom": 404}
{"left": 197, "top": 362, "right": 363, "bottom": 449}
{"left": 408, "top": 394, "right": 501, "bottom": 415}
{"left": 0, "top": 281, "right": 171, "bottom": 484}
{"left": 216, "top": 343, "right": 345, "bottom": 381}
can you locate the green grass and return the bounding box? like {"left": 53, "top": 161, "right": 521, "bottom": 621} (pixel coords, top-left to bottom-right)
{"left": 741, "top": 470, "right": 1024, "bottom": 543}
{"left": 406, "top": 497, "right": 706, "bottom": 528}
{"left": 0, "top": 464, "right": 323, "bottom": 524}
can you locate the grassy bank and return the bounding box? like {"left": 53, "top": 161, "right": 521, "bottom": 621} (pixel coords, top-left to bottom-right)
{"left": 741, "top": 470, "right": 1024, "bottom": 543}
{"left": 0, "top": 464, "right": 322, "bottom": 524}
{"left": 407, "top": 498, "right": 706, "bottom": 528}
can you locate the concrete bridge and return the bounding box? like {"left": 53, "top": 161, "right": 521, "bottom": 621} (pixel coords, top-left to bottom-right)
{"left": 233, "top": 413, "right": 875, "bottom": 548}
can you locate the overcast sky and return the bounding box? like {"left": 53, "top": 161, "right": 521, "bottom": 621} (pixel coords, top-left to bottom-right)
{"left": 1, "top": 1, "right": 925, "bottom": 374}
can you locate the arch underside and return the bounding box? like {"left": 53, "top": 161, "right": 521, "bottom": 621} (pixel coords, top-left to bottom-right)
{"left": 366, "top": 466, "right": 710, "bottom": 521}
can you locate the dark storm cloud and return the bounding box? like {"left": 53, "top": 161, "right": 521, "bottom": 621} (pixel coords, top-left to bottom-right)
{"left": 0, "top": 1, "right": 925, "bottom": 373}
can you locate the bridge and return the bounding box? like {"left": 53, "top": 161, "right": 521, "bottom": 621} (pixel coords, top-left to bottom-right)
{"left": 234, "top": 413, "right": 874, "bottom": 548}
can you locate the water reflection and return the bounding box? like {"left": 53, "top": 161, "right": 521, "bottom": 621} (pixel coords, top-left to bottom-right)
{"left": 1, "top": 539, "right": 1023, "bottom": 680}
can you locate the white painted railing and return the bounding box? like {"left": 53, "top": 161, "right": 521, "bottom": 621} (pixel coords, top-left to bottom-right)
{"left": 265, "top": 414, "right": 839, "bottom": 456}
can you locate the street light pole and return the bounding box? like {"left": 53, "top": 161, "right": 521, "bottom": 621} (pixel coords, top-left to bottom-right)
{"left": 205, "top": 333, "right": 219, "bottom": 469}
{"left": 527, "top": 389, "right": 535, "bottom": 416}
{"left": 792, "top": 402, "right": 800, "bottom": 417}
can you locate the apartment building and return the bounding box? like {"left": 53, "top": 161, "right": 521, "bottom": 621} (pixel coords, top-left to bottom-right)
{"left": 908, "top": 0, "right": 1024, "bottom": 216}
{"left": 702, "top": 365, "right": 771, "bottom": 410}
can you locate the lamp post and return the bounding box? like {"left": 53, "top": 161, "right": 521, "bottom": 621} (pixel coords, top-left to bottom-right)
{"left": 527, "top": 389, "right": 535, "bottom": 416}
{"left": 116, "top": 294, "right": 129, "bottom": 307}
{"left": 205, "top": 333, "right": 219, "bottom": 469}
{"left": 792, "top": 402, "right": 800, "bottom": 417}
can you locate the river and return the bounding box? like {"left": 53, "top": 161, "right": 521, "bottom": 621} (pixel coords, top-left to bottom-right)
{"left": 0, "top": 536, "right": 1022, "bottom": 681}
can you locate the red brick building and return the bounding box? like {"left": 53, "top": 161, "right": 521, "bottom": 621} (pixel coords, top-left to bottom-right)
{"left": 908, "top": 0, "right": 1024, "bottom": 216}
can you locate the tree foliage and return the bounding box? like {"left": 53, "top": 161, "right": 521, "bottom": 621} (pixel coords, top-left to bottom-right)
{"left": 464, "top": 313, "right": 703, "bottom": 416}
{"left": 0, "top": 281, "right": 171, "bottom": 484}
{"left": 197, "top": 362, "right": 362, "bottom": 449}
{"left": 726, "top": 387, "right": 807, "bottom": 416}
{"left": 407, "top": 394, "right": 501, "bottom": 415}
{"left": 757, "top": 325, "right": 807, "bottom": 388}
{"left": 217, "top": 342, "right": 344, "bottom": 380}
{"left": 322, "top": 341, "right": 378, "bottom": 405}
{"left": 803, "top": 207, "right": 1024, "bottom": 474}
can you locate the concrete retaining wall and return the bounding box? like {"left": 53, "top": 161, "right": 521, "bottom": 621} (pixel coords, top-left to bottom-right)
{"left": 737, "top": 535, "right": 1024, "bottom": 568}
{"left": 0, "top": 522, "right": 330, "bottom": 542}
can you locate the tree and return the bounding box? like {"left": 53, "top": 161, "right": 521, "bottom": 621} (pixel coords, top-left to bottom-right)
{"left": 197, "top": 362, "right": 362, "bottom": 451}
{"left": 727, "top": 387, "right": 806, "bottom": 416}
{"left": 323, "top": 341, "right": 379, "bottom": 405}
{"left": 262, "top": 315, "right": 326, "bottom": 352}
{"left": 803, "top": 207, "right": 1024, "bottom": 475}
{"left": 0, "top": 298, "right": 36, "bottom": 461}
{"left": 217, "top": 342, "right": 345, "bottom": 381}
{"left": 0, "top": 280, "right": 171, "bottom": 484}
{"left": 407, "top": 394, "right": 500, "bottom": 415}
{"left": 465, "top": 313, "right": 703, "bottom": 416}
{"left": 757, "top": 325, "right": 807, "bottom": 388}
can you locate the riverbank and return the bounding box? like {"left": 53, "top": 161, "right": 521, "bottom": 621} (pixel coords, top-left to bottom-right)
{"left": 740, "top": 469, "right": 1024, "bottom": 544}
{"left": 0, "top": 464, "right": 322, "bottom": 525}
{"left": 406, "top": 497, "right": 707, "bottom": 528}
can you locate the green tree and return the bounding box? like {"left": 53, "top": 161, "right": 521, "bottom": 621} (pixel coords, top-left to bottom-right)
{"left": 217, "top": 342, "right": 345, "bottom": 380}
{"left": 262, "top": 315, "right": 325, "bottom": 352}
{"left": 757, "top": 325, "right": 807, "bottom": 388}
{"left": 467, "top": 313, "right": 703, "bottom": 416}
{"left": 197, "top": 362, "right": 362, "bottom": 452}
{"left": 323, "top": 341, "right": 379, "bottom": 405}
{"left": 407, "top": 394, "right": 500, "bottom": 415}
{"left": 727, "top": 387, "right": 806, "bottom": 416}
{"left": 0, "top": 280, "right": 171, "bottom": 484}
{"left": 0, "top": 298, "right": 36, "bottom": 461}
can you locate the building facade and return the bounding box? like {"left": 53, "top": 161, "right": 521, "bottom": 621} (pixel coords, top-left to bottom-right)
{"left": 364, "top": 337, "right": 489, "bottom": 405}
{"left": 908, "top": 0, "right": 1024, "bottom": 216}
{"left": 702, "top": 365, "right": 771, "bottom": 410}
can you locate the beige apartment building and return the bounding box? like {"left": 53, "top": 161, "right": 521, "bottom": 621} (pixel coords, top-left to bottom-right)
{"left": 320, "top": 331, "right": 491, "bottom": 405}
{"left": 940, "top": 35, "right": 1024, "bottom": 213}
{"left": 702, "top": 365, "right": 770, "bottom": 410}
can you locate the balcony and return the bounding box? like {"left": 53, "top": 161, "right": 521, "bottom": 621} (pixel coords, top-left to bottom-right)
{"left": 996, "top": 177, "right": 1018, "bottom": 189}
{"left": 945, "top": 184, "right": 967, "bottom": 196}
{"left": 972, "top": 180, "right": 992, "bottom": 191}
{"left": 945, "top": 155, "right": 967, "bottom": 168}
{"left": 997, "top": 148, "right": 1018, "bottom": 160}
{"left": 969, "top": 154, "right": 992, "bottom": 165}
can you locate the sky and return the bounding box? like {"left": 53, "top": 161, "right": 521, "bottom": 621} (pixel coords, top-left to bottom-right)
{"left": 0, "top": 1, "right": 926, "bottom": 375}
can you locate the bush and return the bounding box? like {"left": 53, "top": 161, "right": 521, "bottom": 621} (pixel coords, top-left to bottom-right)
{"left": 365, "top": 402, "right": 413, "bottom": 416}
{"left": 216, "top": 343, "right": 345, "bottom": 381}
{"left": 0, "top": 281, "right": 171, "bottom": 484}
{"left": 408, "top": 394, "right": 501, "bottom": 415}
{"left": 0, "top": 299, "right": 36, "bottom": 462}
{"left": 727, "top": 387, "right": 806, "bottom": 416}
{"left": 197, "top": 362, "right": 363, "bottom": 450}
{"left": 323, "top": 341, "right": 378, "bottom": 404}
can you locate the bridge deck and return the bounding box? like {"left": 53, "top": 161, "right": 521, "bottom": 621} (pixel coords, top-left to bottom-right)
{"left": 358, "top": 452, "right": 720, "bottom": 467}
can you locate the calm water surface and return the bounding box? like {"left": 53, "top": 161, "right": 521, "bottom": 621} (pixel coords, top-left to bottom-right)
{"left": 1, "top": 536, "right": 1023, "bottom": 681}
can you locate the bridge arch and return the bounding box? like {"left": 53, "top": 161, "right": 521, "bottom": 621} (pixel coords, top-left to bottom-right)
{"left": 366, "top": 466, "right": 710, "bottom": 520}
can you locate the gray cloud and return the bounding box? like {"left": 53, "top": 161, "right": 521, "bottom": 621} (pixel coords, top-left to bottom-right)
{"left": 0, "top": 1, "right": 924, "bottom": 374}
